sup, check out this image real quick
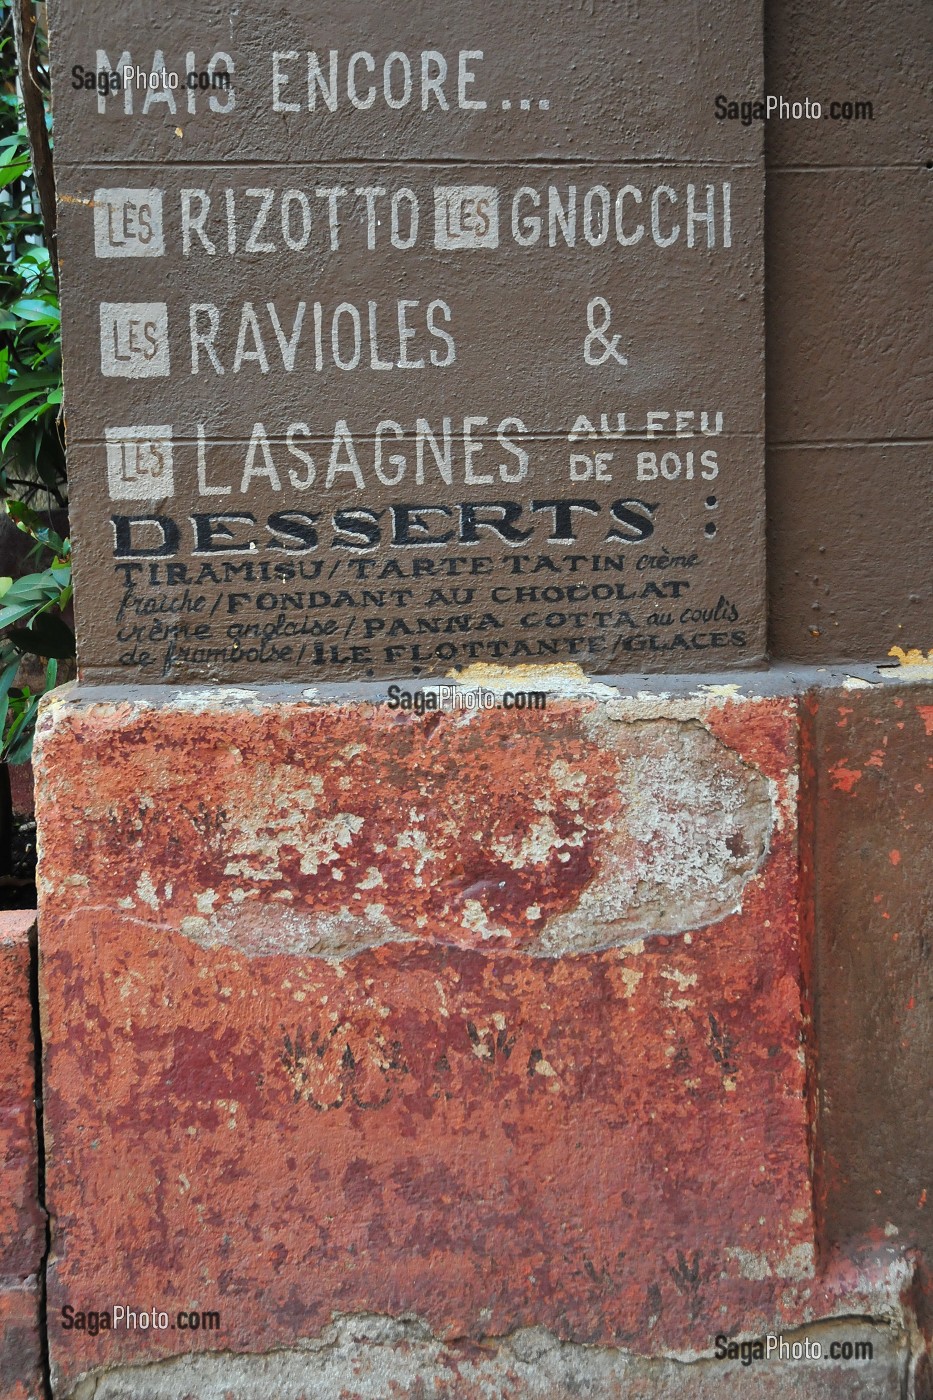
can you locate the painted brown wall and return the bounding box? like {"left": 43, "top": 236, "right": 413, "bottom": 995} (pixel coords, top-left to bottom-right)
{"left": 765, "top": 0, "right": 932, "bottom": 662}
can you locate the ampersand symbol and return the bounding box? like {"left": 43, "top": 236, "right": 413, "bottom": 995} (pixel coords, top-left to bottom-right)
{"left": 583, "top": 297, "right": 627, "bottom": 366}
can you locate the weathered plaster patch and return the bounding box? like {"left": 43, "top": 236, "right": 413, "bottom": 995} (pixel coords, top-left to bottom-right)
{"left": 533, "top": 718, "right": 772, "bottom": 954}
{"left": 64, "top": 1315, "right": 909, "bottom": 1400}
{"left": 37, "top": 697, "right": 779, "bottom": 960}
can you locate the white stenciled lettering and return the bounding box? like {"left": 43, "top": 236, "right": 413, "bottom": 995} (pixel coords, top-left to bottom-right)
{"left": 187, "top": 299, "right": 455, "bottom": 374}
{"left": 636, "top": 449, "right": 719, "bottom": 481}
{"left": 241, "top": 423, "right": 282, "bottom": 491}
{"left": 615, "top": 186, "right": 644, "bottom": 245}
{"left": 327, "top": 422, "right": 365, "bottom": 488}
{"left": 497, "top": 417, "right": 529, "bottom": 482}
{"left": 189, "top": 304, "right": 224, "bottom": 374}
{"left": 458, "top": 51, "right": 486, "bottom": 109}
{"left": 383, "top": 52, "right": 412, "bottom": 108}
{"left": 197, "top": 423, "right": 230, "bottom": 495}
{"left": 427, "top": 299, "right": 456, "bottom": 367}
{"left": 307, "top": 50, "right": 338, "bottom": 109}
{"left": 512, "top": 187, "right": 541, "bottom": 246}
{"left": 651, "top": 186, "right": 679, "bottom": 246}
{"left": 207, "top": 416, "right": 531, "bottom": 496}
{"left": 374, "top": 421, "right": 407, "bottom": 486}
{"left": 93, "top": 49, "right": 233, "bottom": 115}
{"left": 583, "top": 185, "right": 610, "bottom": 247}
{"left": 347, "top": 51, "right": 376, "bottom": 109}
{"left": 463, "top": 416, "right": 491, "bottom": 484}
{"left": 315, "top": 186, "right": 347, "bottom": 249}
{"left": 331, "top": 303, "right": 362, "bottom": 370}
{"left": 280, "top": 190, "right": 312, "bottom": 250}
{"left": 267, "top": 302, "right": 306, "bottom": 371}
{"left": 367, "top": 301, "right": 393, "bottom": 370}
{"left": 224, "top": 190, "right": 236, "bottom": 252}
{"left": 396, "top": 300, "right": 423, "bottom": 369}
{"left": 687, "top": 183, "right": 716, "bottom": 248}
{"left": 548, "top": 185, "right": 576, "bottom": 247}
{"left": 420, "top": 52, "right": 449, "bottom": 109}
{"left": 356, "top": 186, "right": 385, "bottom": 249}
{"left": 233, "top": 303, "right": 270, "bottom": 372}
{"left": 96, "top": 49, "right": 131, "bottom": 114}
{"left": 174, "top": 181, "right": 735, "bottom": 256}
{"left": 206, "top": 53, "right": 235, "bottom": 113}
{"left": 286, "top": 423, "right": 316, "bottom": 489}
{"left": 416, "top": 418, "right": 452, "bottom": 485}
{"left": 181, "top": 190, "right": 214, "bottom": 255}
{"left": 244, "top": 189, "right": 276, "bottom": 253}
{"left": 272, "top": 51, "right": 299, "bottom": 111}
{"left": 141, "top": 51, "right": 176, "bottom": 114}
{"left": 268, "top": 50, "right": 484, "bottom": 111}
{"left": 390, "top": 189, "right": 419, "bottom": 249}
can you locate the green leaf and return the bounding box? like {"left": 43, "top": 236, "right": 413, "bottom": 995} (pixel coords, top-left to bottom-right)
{"left": 8, "top": 298, "right": 60, "bottom": 325}
{"left": 5, "top": 501, "right": 45, "bottom": 534}
{"left": 5, "top": 503, "right": 69, "bottom": 557}
{"left": 0, "top": 160, "right": 29, "bottom": 190}
{"left": 8, "top": 613, "right": 76, "bottom": 659}
{"left": 4, "top": 694, "right": 40, "bottom": 764}
{"left": 13, "top": 247, "right": 50, "bottom": 273}
{"left": 1, "top": 402, "right": 50, "bottom": 453}
{"left": 0, "top": 139, "right": 27, "bottom": 170}
{"left": 0, "top": 657, "right": 21, "bottom": 737}
{"left": 0, "top": 388, "right": 46, "bottom": 422}
{"left": 0, "top": 371, "right": 60, "bottom": 394}
{"left": 0, "top": 602, "right": 47, "bottom": 629}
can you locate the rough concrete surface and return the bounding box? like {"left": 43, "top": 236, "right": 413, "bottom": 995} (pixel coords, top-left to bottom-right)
{"left": 29, "top": 670, "right": 933, "bottom": 1396}
{"left": 37, "top": 701, "right": 774, "bottom": 959}
{"left": 67, "top": 1317, "right": 910, "bottom": 1400}
{"left": 767, "top": 444, "right": 933, "bottom": 664}
{"left": 813, "top": 681, "right": 933, "bottom": 1261}
{"left": 0, "top": 912, "right": 45, "bottom": 1400}
{"left": 35, "top": 681, "right": 819, "bottom": 1392}
{"left": 763, "top": 0, "right": 933, "bottom": 664}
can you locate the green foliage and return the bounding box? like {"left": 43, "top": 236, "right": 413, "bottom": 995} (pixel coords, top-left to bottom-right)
{"left": 0, "top": 501, "right": 72, "bottom": 762}
{"left": 0, "top": 9, "right": 70, "bottom": 767}
{"left": 0, "top": 5, "right": 65, "bottom": 507}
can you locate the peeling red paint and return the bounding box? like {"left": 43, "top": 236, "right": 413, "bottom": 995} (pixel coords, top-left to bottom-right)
{"left": 33, "top": 701, "right": 775, "bottom": 959}
{"left": 0, "top": 912, "right": 44, "bottom": 1400}
{"left": 34, "top": 681, "right": 932, "bottom": 1391}
{"left": 812, "top": 681, "right": 933, "bottom": 1276}
{"left": 35, "top": 691, "right": 819, "bottom": 1387}
{"left": 827, "top": 761, "right": 862, "bottom": 793}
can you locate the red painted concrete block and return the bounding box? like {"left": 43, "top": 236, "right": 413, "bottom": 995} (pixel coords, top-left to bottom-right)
{"left": 34, "top": 680, "right": 830, "bottom": 1395}
{"left": 0, "top": 911, "right": 44, "bottom": 1400}
{"left": 812, "top": 681, "right": 933, "bottom": 1261}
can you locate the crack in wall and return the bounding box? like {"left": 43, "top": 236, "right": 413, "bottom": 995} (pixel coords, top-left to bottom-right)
{"left": 62, "top": 1313, "right": 915, "bottom": 1400}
